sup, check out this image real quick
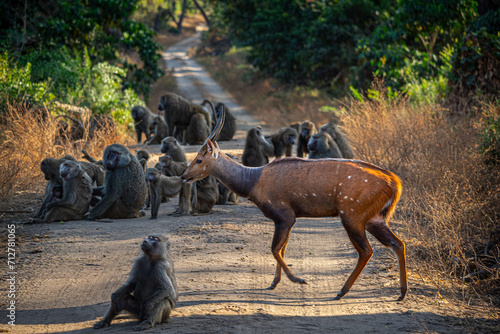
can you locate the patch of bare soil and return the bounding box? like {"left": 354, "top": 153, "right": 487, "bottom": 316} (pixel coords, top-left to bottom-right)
{"left": 1, "top": 30, "right": 498, "bottom": 334}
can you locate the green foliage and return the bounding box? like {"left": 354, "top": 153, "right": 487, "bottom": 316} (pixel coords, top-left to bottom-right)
{"left": 478, "top": 105, "right": 500, "bottom": 165}
{"left": 0, "top": 52, "right": 53, "bottom": 113}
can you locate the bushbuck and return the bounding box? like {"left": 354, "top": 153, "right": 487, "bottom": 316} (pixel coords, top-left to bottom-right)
{"left": 181, "top": 107, "right": 407, "bottom": 301}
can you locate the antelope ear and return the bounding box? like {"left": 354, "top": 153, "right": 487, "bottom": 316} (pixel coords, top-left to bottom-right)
{"left": 206, "top": 139, "right": 219, "bottom": 159}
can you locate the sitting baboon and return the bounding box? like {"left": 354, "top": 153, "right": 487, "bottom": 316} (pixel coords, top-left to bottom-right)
{"left": 185, "top": 113, "right": 210, "bottom": 145}
{"left": 242, "top": 126, "right": 274, "bottom": 167}
{"left": 159, "top": 155, "right": 187, "bottom": 177}
{"left": 160, "top": 137, "right": 187, "bottom": 162}
{"left": 94, "top": 234, "right": 178, "bottom": 331}
{"left": 319, "top": 122, "right": 354, "bottom": 159}
{"left": 146, "top": 168, "right": 184, "bottom": 219}
{"left": 131, "top": 105, "right": 156, "bottom": 144}
{"left": 297, "top": 120, "right": 317, "bottom": 158}
{"left": 135, "top": 150, "right": 150, "bottom": 173}
{"left": 87, "top": 144, "right": 148, "bottom": 220}
{"left": 32, "top": 160, "right": 92, "bottom": 223}
{"left": 158, "top": 93, "right": 212, "bottom": 144}
{"left": 214, "top": 102, "right": 236, "bottom": 141}
{"left": 191, "top": 175, "right": 219, "bottom": 214}
{"left": 268, "top": 127, "right": 298, "bottom": 158}
{"left": 145, "top": 114, "right": 168, "bottom": 145}
{"left": 307, "top": 132, "right": 342, "bottom": 159}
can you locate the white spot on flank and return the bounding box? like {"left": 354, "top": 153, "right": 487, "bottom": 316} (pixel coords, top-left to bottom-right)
{"left": 344, "top": 196, "right": 348, "bottom": 199}
{"left": 348, "top": 175, "right": 352, "bottom": 179}
{"left": 350, "top": 198, "right": 354, "bottom": 201}
{"left": 351, "top": 208, "right": 354, "bottom": 211}
{"left": 339, "top": 192, "right": 342, "bottom": 195}
{"left": 365, "top": 179, "right": 368, "bottom": 182}
{"left": 203, "top": 167, "right": 206, "bottom": 171}
{"left": 340, "top": 211, "right": 344, "bottom": 214}
{"left": 312, "top": 193, "right": 317, "bottom": 197}
{"left": 328, "top": 193, "right": 332, "bottom": 196}
{"left": 339, "top": 183, "right": 342, "bottom": 186}
{"left": 200, "top": 173, "right": 204, "bottom": 177}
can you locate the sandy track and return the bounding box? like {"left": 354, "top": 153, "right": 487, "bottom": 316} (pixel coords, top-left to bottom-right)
{"left": 1, "top": 32, "right": 495, "bottom": 334}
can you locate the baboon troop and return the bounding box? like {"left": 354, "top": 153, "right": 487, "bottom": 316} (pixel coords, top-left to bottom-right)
{"left": 94, "top": 234, "right": 178, "bottom": 331}
{"left": 87, "top": 144, "right": 148, "bottom": 220}
{"left": 296, "top": 120, "right": 317, "bottom": 158}
{"left": 33, "top": 160, "right": 93, "bottom": 223}
{"left": 214, "top": 102, "right": 236, "bottom": 141}
{"left": 131, "top": 105, "right": 156, "bottom": 144}
{"left": 158, "top": 93, "right": 212, "bottom": 145}
{"left": 268, "top": 126, "right": 298, "bottom": 158}
{"left": 146, "top": 168, "right": 184, "bottom": 219}
{"left": 145, "top": 114, "right": 169, "bottom": 145}
{"left": 307, "top": 132, "right": 342, "bottom": 159}
{"left": 242, "top": 126, "right": 274, "bottom": 167}
{"left": 319, "top": 122, "right": 354, "bottom": 159}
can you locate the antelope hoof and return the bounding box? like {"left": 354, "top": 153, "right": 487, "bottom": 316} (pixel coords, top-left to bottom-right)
{"left": 397, "top": 293, "right": 406, "bottom": 301}
{"left": 266, "top": 285, "right": 276, "bottom": 290}
{"left": 333, "top": 290, "right": 345, "bottom": 300}
{"left": 290, "top": 276, "right": 307, "bottom": 285}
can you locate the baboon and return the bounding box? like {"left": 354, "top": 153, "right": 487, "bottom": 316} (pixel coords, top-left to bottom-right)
{"left": 158, "top": 93, "right": 212, "bottom": 144}
{"left": 296, "top": 120, "right": 317, "bottom": 158}
{"left": 268, "top": 127, "right": 298, "bottom": 158}
{"left": 185, "top": 113, "right": 210, "bottom": 145}
{"left": 191, "top": 176, "right": 219, "bottom": 214}
{"left": 131, "top": 105, "right": 156, "bottom": 144}
{"left": 145, "top": 114, "right": 168, "bottom": 145}
{"left": 94, "top": 234, "right": 178, "bottom": 331}
{"left": 146, "top": 168, "right": 184, "bottom": 219}
{"left": 159, "top": 155, "right": 187, "bottom": 177}
{"left": 55, "top": 115, "right": 85, "bottom": 142}
{"left": 32, "top": 160, "right": 92, "bottom": 223}
{"left": 307, "top": 132, "right": 342, "bottom": 159}
{"left": 242, "top": 126, "right": 274, "bottom": 167}
{"left": 319, "top": 122, "right": 354, "bottom": 159}
{"left": 160, "top": 137, "right": 187, "bottom": 162}
{"left": 214, "top": 102, "right": 236, "bottom": 141}
{"left": 135, "top": 150, "right": 150, "bottom": 173}
{"left": 87, "top": 144, "right": 148, "bottom": 220}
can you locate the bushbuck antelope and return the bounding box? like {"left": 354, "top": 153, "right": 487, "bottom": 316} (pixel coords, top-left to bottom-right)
{"left": 181, "top": 107, "right": 407, "bottom": 300}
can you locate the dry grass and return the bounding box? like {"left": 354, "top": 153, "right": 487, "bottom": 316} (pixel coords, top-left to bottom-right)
{"left": 0, "top": 104, "right": 132, "bottom": 209}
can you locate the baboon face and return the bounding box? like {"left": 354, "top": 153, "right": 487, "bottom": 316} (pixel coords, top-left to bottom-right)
{"left": 41, "top": 158, "right": 60, "bottom": 181}
{"left": 59, "top": 161, "right": 80, "bottom": 180}
{"left": 320, "top": 124, "right": 337, "bottom": 139}
{"left": 136, "top": 150, "right": 150, "bottom": 161}
{"left": 141, "top": 234, "right": 168, "bottom": 259}
{"left": 281, "top": 128, "right": 297, "bottom": 145}
{"left": 131, "top": 107, "right": 143, "bottom": 121}
{"left": 52, "top": 185, "right": 63, "bottom": 199}
{"left": 159, "top": 156, "right": 171, "bottom": 168}
{"left": 146, "top": 168, "right": 160, "bottom": 183}
{"left": 161, "top": 137, "right": 179, "bottom": 154}
{"left": 103, "top": 145, "right": 132, "bottom": 171}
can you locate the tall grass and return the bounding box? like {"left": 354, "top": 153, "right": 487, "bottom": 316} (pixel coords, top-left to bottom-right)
{"left": 339, "top": 81, "right": 499, "bottom": 304}
{"left": 0, "top": 104, "right": 132, "bottom": 208}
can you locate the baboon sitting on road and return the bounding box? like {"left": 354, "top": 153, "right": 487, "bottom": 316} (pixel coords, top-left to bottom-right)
{"left": 268, "top": 126, "right": 298, "bottom": 158}
{"left": 160, "top": 137, "right": 187, "bottom": 162}
{"left": 131, "top": 105, "right": 156, "bottom": 144}
{"left": 94, "top": 234, "right": 178, "bottom": 331}
{"left": 32, "top": 160, "right": 92, "bottom": 223}
{"left": 159, "top": 155, "right": 187, "bottom": 177}
{"left": 145, "top": 114, "right": 168, "bottom": 145}
{"left": 87, "top": 144, "right": 148, "bottom": 220}
{"left": 191, "top": 175, "right": 219, "bottom": 214}
{"left": 307, "top": 132, "right": 342, "bottom": 159}
{"left": 297, "top": 120, "right": 317, "bottom": 158}
{"left": 242, "top": 126, "right": 274, "bottom": 167}
{"left": 319, "top": 122, "right": 354, "bottom": 159}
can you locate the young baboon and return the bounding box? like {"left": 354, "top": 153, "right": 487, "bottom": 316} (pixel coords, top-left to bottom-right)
{"left": 307, "top": 132, "right": 342, "bottom": 159}
{"left": 32, "top": 160, "right": 93, "bottom": 223}
{"left": 158, "top": 93, "right": 212, "bottom": 144}
{"left": 146, "top": 168, "right": 184, "bottom": 219}
{"left": 214, "top": 102, "right": 236, "bottom": 141}
{"left": 185, "top": 113, "right": 210, "bottom": 145}
{"left": 135, "top": 150, "right": 150, "bottom": 173}
{"left": 319, "top": 122, "right": 354, "bottom": 159}
{"left": 94, "top": 234, "right": 178, "bottom": 331}
{"left": 191, "top": 175, "right": 219, "bottom": 214}
{"left": 159, "top": 155, "right": 188, "bottom": 177}
{"left": 242, "top": 126, "right": 274, "bottom": 167}
{"left": 297, "top": 120, "right": 317, "bottom": 158}
{"left": 87, "top": 144, "right": 148, "bottom": 220}
{"left": 145, "top": 114, "right": 168, "bottom": 145}
{"left": 160, "top": 137, "right": 187, "bottom": 162}
{"left": 268, "top": 126, "right": 298, "bottom": 158}
{"left": 131, "top": 105, "right": 156, "bottom": 144}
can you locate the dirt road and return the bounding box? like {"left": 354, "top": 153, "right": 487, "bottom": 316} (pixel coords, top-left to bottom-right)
{"left": 1, "top": 32, "right": 494, "bottom": 334}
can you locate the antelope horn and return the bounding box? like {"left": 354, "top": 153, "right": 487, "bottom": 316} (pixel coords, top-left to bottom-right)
{"left": 207, "top": 103, "right": 225, "bottom": 142}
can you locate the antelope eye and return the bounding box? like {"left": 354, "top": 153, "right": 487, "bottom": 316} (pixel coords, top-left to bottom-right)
{"left": 196, "top": 159, "right": 202, "bottom": 164}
